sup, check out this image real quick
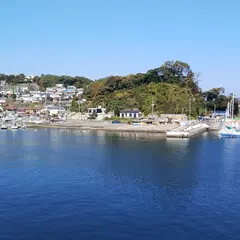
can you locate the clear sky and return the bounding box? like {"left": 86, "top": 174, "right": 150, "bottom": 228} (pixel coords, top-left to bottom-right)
{"left": 0, "top": 0, "right": 239, "bottom": 94}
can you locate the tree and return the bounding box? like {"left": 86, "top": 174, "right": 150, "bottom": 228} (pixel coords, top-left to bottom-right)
{"left": 39, "top": 74, "right": 60, "bottom": 89}
{"left": 28, "top": 83, "right": 40, "bottom": 91}
{"left": 70, "top": 99, "right": 79, "bottom": 112}
{"left": 203, "top": 88, "right": 227, "bottom": 111}
{"left": 11, "top": 94, "right": 17, "bottom": 100}
{"left": 0, "top": 74, "right": 6, "bottom": 81}
{"left": 33, "top": 76, "right": 41, "bottom": 85}
{"left": 16, "top": 74, "right": 26, "bottom": 82}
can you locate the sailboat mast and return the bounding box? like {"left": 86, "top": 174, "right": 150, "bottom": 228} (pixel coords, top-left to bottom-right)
{"left": 232, "top": 94, "right": 235, "bottom": 119}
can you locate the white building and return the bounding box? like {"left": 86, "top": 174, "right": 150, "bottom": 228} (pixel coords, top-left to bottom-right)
{"left": 46, "top": 87, "right": 55, "bottom": 93}
{"left": 120, "top": 110, "right": 142, "bottom": 118}
{"left": 88, "top": 106, "right": 106, "bottom": 114}
{"left": 0, "top": 99, "right": 6, "bottom": 105}
{"left": 88, "top": 106, "right": 106, "bottom": 121}
{"left": 76, "top": 88, "right": 83, "bottom": 96}
{"left": 65, "top": 86, "right": 76, "bottom": 93}
{"left": 56, "top": 84, "right": 64, "bottom": 88}
{"left": 43, "top": 105, "right": 65, "bottom": 116}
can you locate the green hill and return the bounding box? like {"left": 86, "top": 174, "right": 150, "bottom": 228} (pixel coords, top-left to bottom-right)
{"left": 85, "top": 61, "right": 204, "bottom": 117}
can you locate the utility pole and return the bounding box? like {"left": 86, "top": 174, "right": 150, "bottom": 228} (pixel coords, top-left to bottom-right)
{"left": 229, "top": 101, "right": 232, "bottom": 119}
{"left": 151, "top": 96, "right": 154, "bottom": 120}
{"left": 78, "top": 100, "right": 82, "bottom": 120}
{"left": 189, "top": 98, "right": 191, "bottom": 121}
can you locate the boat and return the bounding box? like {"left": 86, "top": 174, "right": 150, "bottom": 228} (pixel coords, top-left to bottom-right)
{"left": 1, "top": 124, "right": 8, "bottom": 130}
{"left": 218, "top": 95, "right": 240, "bottom": 138}
{"left": 11, "top": 124, "right": 19, "bottom": 130}
{"left": 219, "top": 126, "right": 240, "bottom": 138}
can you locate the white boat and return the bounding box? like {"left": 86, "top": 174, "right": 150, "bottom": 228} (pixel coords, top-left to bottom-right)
{"left": 1, "top": 124, "right": 8, "bottom": 130}
{"left": 219, "top": 126, "right": 240, "bottom": 138}
{"left": 218, "top": 96, "right": 239, "bottom": 138}
{"left": 11, "top": 125, "right": 19, "bottom": 130}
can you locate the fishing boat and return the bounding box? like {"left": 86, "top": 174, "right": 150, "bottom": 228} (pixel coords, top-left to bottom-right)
{"left": 219, "top": 126, "right": 240, "bottom": 138}
{"left": 11, "top": 124, "right": 19, "bottom": 130}
{"left": 1, "top": 124, "right": 8, "bottom": 130}
{"left": 218, "top": 94, "right": 240, "bottom": 138}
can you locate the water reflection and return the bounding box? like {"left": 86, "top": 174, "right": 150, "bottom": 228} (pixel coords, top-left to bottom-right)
{"left": 1, "top": 129, "right": 240, "bottom": 239}
{"left": 94, "top": 132, "right": 200, "bottom": 197}
{"left": 2, "top": 129, "right": 240, "bottom": 198}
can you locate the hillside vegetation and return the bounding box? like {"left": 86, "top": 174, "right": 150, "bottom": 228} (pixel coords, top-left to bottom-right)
{"left": 85, "top": 61, "right": 204, "bottom": 116}
{"left": 1, "top": 60, "right": 236, "bottom": 117}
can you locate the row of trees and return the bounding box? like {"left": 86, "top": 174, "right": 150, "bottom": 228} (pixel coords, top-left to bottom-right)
{"left": 202, "top": 88, "right": 238, "bottom": 115}
{"left": 0, "top": 73, "right": 32, "bottom": 84}
{"left": 0, "top": 73, "right": 92, "bottom": 90}
{"left": 33, "top": 75, "right": 92, "bottom": 90}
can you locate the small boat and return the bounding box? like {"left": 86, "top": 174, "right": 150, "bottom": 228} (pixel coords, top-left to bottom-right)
{"left": 11, "top": 125, "right": 19, "bottom": 130}
{"left": 1, "top": 124, "right": 8, "bottom": 130}
{"left": 219, "top": 126, "right": 240, "bottom": 138}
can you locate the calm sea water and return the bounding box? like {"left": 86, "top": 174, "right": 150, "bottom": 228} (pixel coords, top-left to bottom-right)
{"left": 0, "top": 129, "right": 240, "bottom": 240}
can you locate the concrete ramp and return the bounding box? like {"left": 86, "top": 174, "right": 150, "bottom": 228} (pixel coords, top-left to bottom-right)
{"left": 166, "top": 123, "right": 209, "bottom": 138}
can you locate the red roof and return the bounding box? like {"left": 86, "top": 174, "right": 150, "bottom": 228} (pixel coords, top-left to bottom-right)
{"left": 5, "top": 106, "right": 17, "bottom": 110}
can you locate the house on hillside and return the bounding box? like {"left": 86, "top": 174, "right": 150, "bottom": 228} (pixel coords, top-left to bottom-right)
{"left": 44, "top": 105, "right": 65, "bottom": 116}
{"left": 0, "top": 98, "right": 6, "bottom": 105}
{"left": 76, "top": 88, "right": 83, "bottom": 96}
{"left": 65, "top": 86, "right": 76, "bottom": 93}
{"left": 87, "top": 106, "right": 106, "bottom": 120}
{"left": 120, "top": 110, "right": 142, "bottom": 118}
{"left": 88, "top": 106, "right": 106, "bottom": 114}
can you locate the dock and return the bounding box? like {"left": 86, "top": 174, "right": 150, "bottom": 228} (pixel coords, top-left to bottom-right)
{"left": 166, "top": 122, "right": 210, "bottom": 138}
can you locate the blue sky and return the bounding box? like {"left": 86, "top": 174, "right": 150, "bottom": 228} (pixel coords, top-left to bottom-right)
{"left": 0, "top": 0, "right": 239, "bottom": 94}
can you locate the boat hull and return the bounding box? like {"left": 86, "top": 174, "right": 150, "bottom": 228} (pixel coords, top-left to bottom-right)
{"left": 219, "top": 132, "right": 240, "bottom": 138}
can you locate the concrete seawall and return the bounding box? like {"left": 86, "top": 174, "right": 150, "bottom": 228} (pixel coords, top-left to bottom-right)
{"left": 28, "top": 120, "right": 178, "bottom": 134}
{"left": 27, "top": 120, "right": 220, "bottom": 136}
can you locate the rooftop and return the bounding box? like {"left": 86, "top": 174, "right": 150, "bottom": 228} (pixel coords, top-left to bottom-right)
{"left": 120, "top": 109, "right": 141, "bottom": 113}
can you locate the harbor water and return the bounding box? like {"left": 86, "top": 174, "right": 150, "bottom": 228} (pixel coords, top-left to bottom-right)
{"left": 1, "top": 129, "right": 240, "bottom": 239}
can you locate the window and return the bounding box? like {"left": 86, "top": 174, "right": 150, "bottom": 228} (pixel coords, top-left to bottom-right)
{"left": 129, "top": 113, "right": 132, "bottom": 117}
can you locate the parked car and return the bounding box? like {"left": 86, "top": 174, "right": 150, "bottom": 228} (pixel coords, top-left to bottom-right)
{"left": 112, "top": 120, "right": 121, "bottom": 124}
